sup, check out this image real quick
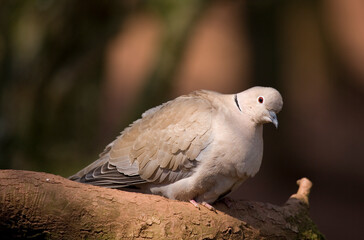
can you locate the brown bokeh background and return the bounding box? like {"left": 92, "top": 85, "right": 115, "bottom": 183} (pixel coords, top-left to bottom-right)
{"left": 1, "top": 1, "right": 363, "bottom": 239}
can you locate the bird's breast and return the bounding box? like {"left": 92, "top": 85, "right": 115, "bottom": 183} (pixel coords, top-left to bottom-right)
{"left": 208, "top": 121, "right": 264, "bottom": 179}
{"left": 235, "top": 125, "right": 264, "bottom": 177}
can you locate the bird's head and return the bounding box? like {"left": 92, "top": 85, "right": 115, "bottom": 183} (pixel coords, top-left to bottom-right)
{"left": 235, "top": 86, "right": 283, "bottom": 128}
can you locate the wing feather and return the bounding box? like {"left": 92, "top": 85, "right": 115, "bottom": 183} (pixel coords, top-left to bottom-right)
{"left": 134, "top": 93, "right": 214, "bottom": 182}
{"left": 69, "top": 90, "right": 216, "bottom": 188}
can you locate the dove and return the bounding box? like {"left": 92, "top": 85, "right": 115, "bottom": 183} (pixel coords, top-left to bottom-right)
{"left": 69, "top": 86, "right": 283, "bottom": 209}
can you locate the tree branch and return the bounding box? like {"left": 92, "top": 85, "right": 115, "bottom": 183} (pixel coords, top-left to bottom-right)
{"left": 0, "top": 170, "right": 324, "bottom": 239}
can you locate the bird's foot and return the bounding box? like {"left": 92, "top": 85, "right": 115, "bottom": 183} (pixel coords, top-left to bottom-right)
{"left": 201, "top": 201, "right": 216, "bottom": 212}
{"left": 189, "top": 199, "right": 200, "bottom": 209}
{"left": 189, "top": 200, "right": 216, "bottom": 212}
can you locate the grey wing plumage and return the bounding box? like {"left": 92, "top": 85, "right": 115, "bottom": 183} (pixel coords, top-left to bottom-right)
{"left": 69, "top": 155, "right": 145, "bottom": 188}
{"left": 69, "top": 90, "right": 215, "bottom": 189}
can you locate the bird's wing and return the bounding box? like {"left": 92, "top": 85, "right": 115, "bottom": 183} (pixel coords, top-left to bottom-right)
{"left": 69, "top": 91, "right": 215, "bottom": 187}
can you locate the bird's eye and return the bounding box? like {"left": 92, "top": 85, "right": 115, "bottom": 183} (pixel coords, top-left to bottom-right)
{"left": 258, "top": 96, "right": 264, "bottom": 104}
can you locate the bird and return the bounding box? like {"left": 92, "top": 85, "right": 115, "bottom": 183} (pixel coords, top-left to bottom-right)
{"left": 69, "top": 86, "right": 283, "bottom": 209}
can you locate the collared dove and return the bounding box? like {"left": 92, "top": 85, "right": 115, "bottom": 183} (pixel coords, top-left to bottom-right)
{"left": 69, "top": 86, "right": 283, "bottom": 207}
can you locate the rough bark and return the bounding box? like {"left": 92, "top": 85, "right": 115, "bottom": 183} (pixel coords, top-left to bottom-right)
{"left": 0, "top": 170, "right": 324, "bottom": 239}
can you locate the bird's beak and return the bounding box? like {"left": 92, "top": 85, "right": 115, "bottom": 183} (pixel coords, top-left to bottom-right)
{"left": 268, "top": 110, "right": 279, "bottom": 128}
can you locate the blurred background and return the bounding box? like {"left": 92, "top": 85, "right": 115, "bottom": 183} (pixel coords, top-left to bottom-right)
{"left": 1, "top": 0, "right": 363, "bottom": 238}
